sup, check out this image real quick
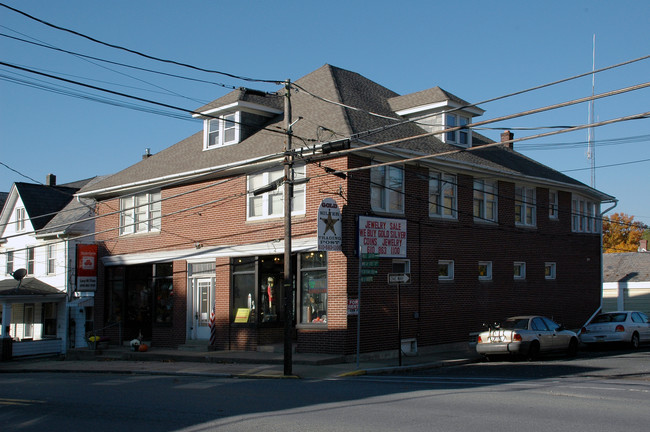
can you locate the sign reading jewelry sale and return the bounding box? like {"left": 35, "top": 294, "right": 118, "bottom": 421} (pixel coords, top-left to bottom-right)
{"left": 317, "top": 198, "right": 342, "bottom": 251}
{"left": 358, "top": 216, "right": 407, "bottom": 258}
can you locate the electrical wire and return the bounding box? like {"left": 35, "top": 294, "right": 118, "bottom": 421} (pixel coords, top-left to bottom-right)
{"left": 0, "top": 30, "right": 239, "bottom": 94}
{"left": 0, "top": 2, "right": 283, "bottom": 84}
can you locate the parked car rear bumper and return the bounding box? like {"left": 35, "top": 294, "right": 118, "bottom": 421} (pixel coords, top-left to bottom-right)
{"left": 580, "top": 333, "right": 627, "bottom": 344}
{"left": 476, "top": 341, "right": 531, "bottom": 356}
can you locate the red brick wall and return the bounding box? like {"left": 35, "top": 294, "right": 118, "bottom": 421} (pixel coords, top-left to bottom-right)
{"left": 94, "top": 155, "right": 602, "bottom": 354}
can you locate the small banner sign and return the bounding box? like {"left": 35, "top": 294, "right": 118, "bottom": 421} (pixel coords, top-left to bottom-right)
{"left": 76, "top": 244, "right": 98, "bottom": 292}
{"left": 317, "top": 198, "right": 342, "bottom": 251}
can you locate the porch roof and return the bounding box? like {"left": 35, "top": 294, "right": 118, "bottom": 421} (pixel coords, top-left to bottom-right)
{"left": 0, "top": 277, "right": 66, "bottom": 302}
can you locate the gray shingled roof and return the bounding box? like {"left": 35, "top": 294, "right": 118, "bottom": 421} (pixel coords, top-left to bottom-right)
{"left": 0, "top": 277, "right": 65, "bottom": 297}
{"left": 79, "top": 64, "right": 611, "bottom": 200}
{"left": 603, "top": 252, "right": 650, "bottom": 282}
{"left": 39, "top": 176, "right": 107, "bottom": 235}
{"left": 387, "top": 86, "right": 476, "bottom": 113}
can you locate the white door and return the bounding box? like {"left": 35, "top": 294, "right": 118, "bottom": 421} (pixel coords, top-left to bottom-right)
{"left": 189, "top": 278, "right": 213, "bottom": 340}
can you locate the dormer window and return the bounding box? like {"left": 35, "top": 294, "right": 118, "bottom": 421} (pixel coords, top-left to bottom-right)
{"left": 445, "top": 114, "right": 471, "bottom": 147}
{"left": 205, "top": 112, "right": 240, "bottom": 149}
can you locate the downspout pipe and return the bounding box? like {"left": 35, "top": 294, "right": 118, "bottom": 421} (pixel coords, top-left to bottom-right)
{"left": 580, "top": 199, "right": 618, "bottom": 335}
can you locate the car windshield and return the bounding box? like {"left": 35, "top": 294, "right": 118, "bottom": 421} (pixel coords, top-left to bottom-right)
{"left": 592, "top": 313, "right": 627, "bottom": 323}
{"left": 499, "top": 318, "right": 529, "bottom": 330}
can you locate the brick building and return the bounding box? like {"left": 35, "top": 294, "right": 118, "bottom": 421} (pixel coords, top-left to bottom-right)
{"left": 78, "top": 64, "right": 615, "bottom": 356}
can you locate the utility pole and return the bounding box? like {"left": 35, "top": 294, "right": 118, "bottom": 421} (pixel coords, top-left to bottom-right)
{"left": 283, "top": 79, "right": 293, "bottom": 376}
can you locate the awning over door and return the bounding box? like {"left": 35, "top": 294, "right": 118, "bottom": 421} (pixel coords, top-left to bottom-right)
{"left": 102, "top": 237, "right": 319, "bottom": 266}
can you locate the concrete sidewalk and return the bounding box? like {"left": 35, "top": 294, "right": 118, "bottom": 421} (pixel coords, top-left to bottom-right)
{"left": 0, "top": 344, "right": 481, "bottom": 379}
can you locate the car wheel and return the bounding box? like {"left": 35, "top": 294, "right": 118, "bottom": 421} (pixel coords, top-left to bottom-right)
{"left": 566, "top": 338, "right": 578, "bottom": 357}
{"left": 527, "top": 341, "right": 540, "bottom": 361}
{"left": 631, "top": 332, "right": 640, "bottom": 349}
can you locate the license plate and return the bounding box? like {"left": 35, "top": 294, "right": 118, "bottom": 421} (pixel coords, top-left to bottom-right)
{"left": 489, "top": 336, "right": 503, "bottom": 342}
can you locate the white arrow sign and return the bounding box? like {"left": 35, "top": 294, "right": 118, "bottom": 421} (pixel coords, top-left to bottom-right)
{"left": 388, "top": 273, "right": 411, "bottom": 284}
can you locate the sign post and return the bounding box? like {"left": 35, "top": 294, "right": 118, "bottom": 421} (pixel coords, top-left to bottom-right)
{"left": 356, "top": 216, "right": 407, "bottom": 368}
{"left": 388, "top": 273, "right": 411, "bottom": 366}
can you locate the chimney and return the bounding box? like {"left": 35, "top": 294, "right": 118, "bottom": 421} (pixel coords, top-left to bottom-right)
{"left": 640, "top": 239, "right": 648, "bottom": 252}
{"left": 142, "top": 148, "right": 152, "bottom": 160}
{"left": 46, "top": 174, "right": 56, "bottom": 186}
{"left": 501, "top": 130, "right": 514, "bottom": 150}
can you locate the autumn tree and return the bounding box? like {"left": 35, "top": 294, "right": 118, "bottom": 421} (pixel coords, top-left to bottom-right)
{"left": 602, "top": 213, "right": 646, "bottom": 253}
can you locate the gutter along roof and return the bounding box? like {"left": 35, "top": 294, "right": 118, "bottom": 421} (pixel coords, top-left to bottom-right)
{"left": 78, "top": 64, "right": 613, "bottom": 202}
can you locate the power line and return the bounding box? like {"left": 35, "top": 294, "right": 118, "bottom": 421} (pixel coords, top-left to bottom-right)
{"left": 0, "top": 2, "right": 282, "bottom": 85}
{"left": 0, "top": 30, "right": 239, "bottom": 94}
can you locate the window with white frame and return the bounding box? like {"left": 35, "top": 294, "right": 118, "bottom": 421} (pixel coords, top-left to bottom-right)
{"left": 370, "top": 164, "right": 404, "bottom": 213}
{"left": 445, "top": 114, "right": 471, "bottom": 146}
{"left": 545, "top": 262, "right": 556, "bottom": 280}
{"left": 205, "top": 112, "right": 239, "bottom": 149}
{"left": 119, "top": 190, "right": 162, "bottom": 235}
{"left": 478, "top": 261, "right": 492, "bottom": 281}
{"left": 438, "top": 260, "right": 454, "bottom": 281}
{"left": 548, "top": 190, "right": 559, "bottom": 220}
{"left": 473, "top": 179, "right": 497, "bottom": 222}
{"left": 15, "top": 207, "right": 26, "bottom": 231}
{"left": 5, "top": 250, "right": 14, "bottom": 275}
{"left": 392, "top": 259, "right": 411, "bottom": 274}
{"left": 47, "top": 243, "right": 56, "bottom": 275}
{"left": 514, "top": 261, "right": 526, "bottom": 280}
{"left": 571, "top": 195, "right": 600, "bottom": 233}
{"left": 430, "top": 171, "right": 457, "bottom": 218}
{"left": 247, "top": 165, "right": 306, "bottom": 219}
{"left": 515, "top": 185, "right": 536, "bottom": 227}
{"left": 26, "top": 247, "right": 34, "bottom": 275}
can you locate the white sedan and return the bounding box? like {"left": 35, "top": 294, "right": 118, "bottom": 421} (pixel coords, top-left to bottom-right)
{"left": 579, "top": 311, "right": 650, "bottom": 349}
{"left": 476, "top": 315, "right": 579, "bottom": 360}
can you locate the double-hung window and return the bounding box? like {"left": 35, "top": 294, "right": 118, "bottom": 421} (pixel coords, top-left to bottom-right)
{"left": 571, "top": 195, "right": 600, "bottom": 233}
{"left": 26, "top": 247, "right": 35, "bottom": 275}
{"left": 370, "top": 164, "right": 404, "bottom": 213}
{"left": 515, "top": 185, "right": 536, "bottom": 227}
{"left": 473, "top": 179, "right": 497, "bottom": 222}
{"left": 15, "top": 207, "right": 26, "bottom": 231}
{"left": 445, "top": 114, "right": 471, "bottom": 146}
{"left": 549, "top": 190, "right": 559, "bottom": 220}
{"left": 429, "top": 171, "right": 456, "bottom": 218}
{"left": 119, "top": 190, "right": 162, "bottom": 235}
{"left": 206, "top": 112, "right": 239, "bottom": 149}
{"left": 47, "top": 244, "right": 56, "bottom": 275}
{"left": 5, "top": 250, "right": 14, "bottom": 275}
{"left": 247, "top": 165, "right": 306, "bottom": 219}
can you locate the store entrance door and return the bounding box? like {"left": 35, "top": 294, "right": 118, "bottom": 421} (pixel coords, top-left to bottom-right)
{"left": 189, "top": 278, "right": 213, "bottom": 340}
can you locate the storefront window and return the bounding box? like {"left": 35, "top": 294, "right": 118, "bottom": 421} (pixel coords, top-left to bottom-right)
{"left": 258, "top": 255, "right": 284, "bottom": 323}
{"left": 106, "top": 266, "right": 125, "bottom": 323}
{"left": 153, "top": 263, "right": 173, "bottom": 325}
{"left": 232, "top": 257, "right": 256, "bottom": 324}
{"left": 300, "top": 252, "right": 327, "bottom": 325}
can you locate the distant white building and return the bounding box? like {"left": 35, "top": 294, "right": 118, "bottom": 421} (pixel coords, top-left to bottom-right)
{"left": 0, "top": 175, "right": 100, "bottom": 358}
{"left": 602, "top": 240, "right": 650, "bottom": 316}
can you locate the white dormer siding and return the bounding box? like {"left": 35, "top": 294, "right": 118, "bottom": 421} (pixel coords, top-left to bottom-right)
{"left": 389, "top": 87, "right": 483, "bottom": 149}
{"left": 194, "top": 100, "right": 283, "bottom": 151}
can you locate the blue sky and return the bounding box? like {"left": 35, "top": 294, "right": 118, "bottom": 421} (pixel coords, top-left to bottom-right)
{"left": 1, "top": 1, "right": 649, "bottom": 225}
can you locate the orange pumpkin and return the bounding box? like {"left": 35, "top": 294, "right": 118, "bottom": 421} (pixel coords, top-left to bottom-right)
{"left": 138, "top": 344, "right": 149, "bottom": 352}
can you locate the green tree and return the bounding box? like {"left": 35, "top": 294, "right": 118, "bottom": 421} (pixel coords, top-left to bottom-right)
{"left": 602, "top": 213, "right": 646, "bottom": 253}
